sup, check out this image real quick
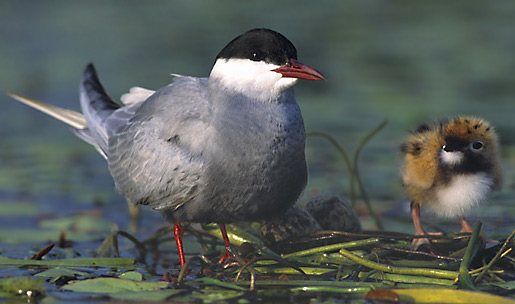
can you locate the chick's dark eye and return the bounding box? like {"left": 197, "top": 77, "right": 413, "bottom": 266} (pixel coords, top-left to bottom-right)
{"left": 471, "top": 141, "right": 483, "bottom": 150}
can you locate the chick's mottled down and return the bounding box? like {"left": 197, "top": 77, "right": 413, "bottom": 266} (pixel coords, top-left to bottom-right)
{"left": 401, "top": 116, "right": 502, "bottom": 250}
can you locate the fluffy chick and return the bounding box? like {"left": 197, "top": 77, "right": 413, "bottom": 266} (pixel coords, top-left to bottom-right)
{"left": 400, "top": 116, "right": 502, "bottom": 250}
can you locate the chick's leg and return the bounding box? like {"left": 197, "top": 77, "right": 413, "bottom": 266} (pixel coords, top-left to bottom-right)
{"left": 410, "top": 202, "right": 438, "bottom": 250}
{"left": 459, "top": 216, "right": 473, "bottom": 233}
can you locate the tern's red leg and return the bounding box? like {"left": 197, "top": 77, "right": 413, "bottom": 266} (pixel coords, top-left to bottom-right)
{"left": 173, "top": 222, "right": 186, "bottom": 268}
{"left": 217, "top": 223, "right": 232, "bottom": 264}
{"left": 459, "top": 216, "right": 473, "bottom": 233}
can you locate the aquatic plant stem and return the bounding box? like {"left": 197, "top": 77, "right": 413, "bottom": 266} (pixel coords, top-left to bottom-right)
{"left": 177, "top": 256, "right": 206, "bottom": 284}
{"left": 115, "top": 231, "right": 147, "bottom": 264}
{"left": 458, "top": 221, "right": 482, "bottom": 290}
{"left": 306, "top": 131, "right": 354, "bottom": 198}
{"left": 196, "top": 277, "right": 247, "bottom": 291}
{"left": 281, "top": 238, "right": 381, "bottom": 258}
{"left": 338, "top": 247, "right": 459, "bottom": 279}
{"left": 307, "top": 119, "right": 387, "bottom": 230}
{"left": 474, "top": 226, "right": 515, "bottom": 283}
{"left": 351, "top": 119, "right": 387, "bottom": 230}
{"left": 359, "top": 271, "right": 456, "bottom": 286}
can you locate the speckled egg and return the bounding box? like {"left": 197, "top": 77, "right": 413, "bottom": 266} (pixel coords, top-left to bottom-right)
{"left": 305, "top": 194, "right": 362, "bottom": 233}
{"left": 260, "top": 205, "right": 321, "bottom": 246}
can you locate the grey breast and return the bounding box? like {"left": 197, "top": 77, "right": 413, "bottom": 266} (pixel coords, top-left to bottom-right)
{"left": 105, "top": 77, "right": 306, "bottom": 224}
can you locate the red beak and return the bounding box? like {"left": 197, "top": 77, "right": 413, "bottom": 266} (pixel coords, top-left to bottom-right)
{"left": 273, "top": 59, "right": 326, "bottom": 81}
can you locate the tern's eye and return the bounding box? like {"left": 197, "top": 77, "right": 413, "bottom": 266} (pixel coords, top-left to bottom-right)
{"left": 250, "top": 51, "right": 264, "bottom": 62}
{"left": 471, "top": 141, "right": 484, "bottom": 151}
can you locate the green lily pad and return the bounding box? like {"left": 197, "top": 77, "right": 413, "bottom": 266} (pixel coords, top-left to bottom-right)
{"left": 118, "top": 271, "right": 143, "bottom": 281}
{"left": 62, "top": 277, "right": 168, "bottom": 293}
{"left": 190, "top": 288, "right": 245, "bottom": 303}
{"left": 34, "top": 266, "right": 89, "bottom": 278}
{"left": 109, "top": 290, "right": 183, "bottom": 301}
{"left": 0, "top": 277, "right": 46, "bottom": 296}
{"left": 0, "top": 257, "right": 134, "bottom": 267}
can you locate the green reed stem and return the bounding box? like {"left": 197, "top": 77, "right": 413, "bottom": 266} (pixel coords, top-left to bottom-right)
{"left": 458, "top": 221, "right": 481, "bottom": 290}
{"left": 281, "top": 238, "right": 380, "bottom": 258}
{"left": 359, "top": 271, "right": 455, "bottom": 286}
{"left": 339, "top": 247, "right": 459, "bottom": 280}
{"left": 351, "top": 119, "right": 387, "bottom": 229}
{"left": 306, "top": 131, "right": 354, "bottom": 199}
{"left": 475, "top": 225, "right": 515, "bottom": 283}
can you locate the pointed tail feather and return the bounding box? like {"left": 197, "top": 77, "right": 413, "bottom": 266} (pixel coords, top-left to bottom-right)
{"left": 10, "top": 64, "right": 124, "bottom": 159}
{"left": 79, "top": 64, "right": 121, "bottom": 152}
{"left": 8, "top": 91, "right": 108, "bottom": 158}
{"left": 80, "top": 64, "right": 120, "bottom": 115}
{"left": 7, "top": 92, "right": 87, "bottom": 129}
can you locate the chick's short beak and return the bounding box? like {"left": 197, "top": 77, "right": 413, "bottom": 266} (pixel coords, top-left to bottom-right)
{"left": 273, "top": 59, "right": 326, "bottom": 81}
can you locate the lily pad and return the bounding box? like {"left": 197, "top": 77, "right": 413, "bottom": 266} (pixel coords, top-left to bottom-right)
{"left": 34, "top": 266, "right": 89, "bottom": 278}
{"left": 0, "top": 257, "right": 134, "bottom": 267}
{"left": 62, "top": 277, "right": 169, "bottom": 293}
{"left": 190, "top": 288, "right": 246, "bottom": 303}
{"left": 118, "top": 271, "right": 143, "bottom": 281}
{"left": 109, "top": 289, "right": 183, "bottom": 301}
{"left": 0, "top": 277, "right": 46, "bottom": 296}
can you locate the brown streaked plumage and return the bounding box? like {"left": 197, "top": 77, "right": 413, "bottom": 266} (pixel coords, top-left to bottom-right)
{"left": 400, "top": 116, "right": 502, "bottom": 250}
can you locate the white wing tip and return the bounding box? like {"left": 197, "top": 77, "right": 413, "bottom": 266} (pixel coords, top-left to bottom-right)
{"left": 120, "top": 86, "right": 155, "bottom": 105}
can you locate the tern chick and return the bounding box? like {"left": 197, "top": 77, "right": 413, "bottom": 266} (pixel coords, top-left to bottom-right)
{"left": 400, "top": 116, "right": 502, "bottom": 250}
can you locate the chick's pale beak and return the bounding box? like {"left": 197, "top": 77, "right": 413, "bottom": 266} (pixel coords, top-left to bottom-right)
{"left": 273, "top": 59, "right": 326, "bottom": 81}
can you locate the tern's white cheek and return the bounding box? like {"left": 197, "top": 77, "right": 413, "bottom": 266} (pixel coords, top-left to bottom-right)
{"left": 209, "top": 58, "right": 296, "bottom": 102}
{"left": 440, "top": 150, "right": 463, "bottom": 166}
{"left": 274, "top": 77, "right": 298, "bottom": 91}
{"left": 210, "top": 59, "right": 280, "bottom": 89}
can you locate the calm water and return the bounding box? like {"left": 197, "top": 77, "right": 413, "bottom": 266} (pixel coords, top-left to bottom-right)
{"left": 1, "top": 1, "right": 514, "bottom": 241}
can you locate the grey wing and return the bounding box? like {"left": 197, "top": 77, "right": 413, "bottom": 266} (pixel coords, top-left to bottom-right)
{"left": 106, "top": 76, "right": 211, "bottom": 211}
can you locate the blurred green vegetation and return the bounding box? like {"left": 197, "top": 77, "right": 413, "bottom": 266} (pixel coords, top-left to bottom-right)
{"left": 1, "top": 2, "right": 514, "bottom": 230}
{"left": 1, "top": 2, "right": 515, "bottom": 302}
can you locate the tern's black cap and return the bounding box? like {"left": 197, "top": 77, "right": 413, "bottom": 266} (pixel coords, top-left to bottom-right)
{"left": 216, "top": 28, "right": 298, "bottom": 66}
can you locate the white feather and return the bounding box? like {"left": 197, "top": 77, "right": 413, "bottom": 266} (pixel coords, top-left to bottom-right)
{"left": 120, "top": 86, "right": 155, "bottom": 105}
{"left": 431, "top": 173, "right": 494, "bottom": 217}
{"left": 440, "top": 150, "right": 464, "bottom": 166}
{"left": 209, "top": 58, "right": 297, "bottom": 102}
